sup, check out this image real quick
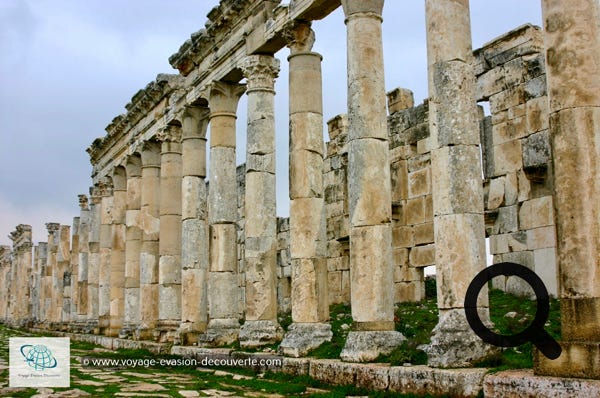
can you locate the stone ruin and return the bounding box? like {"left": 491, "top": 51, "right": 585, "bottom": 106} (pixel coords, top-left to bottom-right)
{"left": 1, "top": 0, "right": 599, "bottom": 393}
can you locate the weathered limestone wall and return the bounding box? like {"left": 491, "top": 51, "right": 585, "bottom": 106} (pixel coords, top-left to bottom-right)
{"left": 475, "top": 24, "right": 557, "bottom": 298}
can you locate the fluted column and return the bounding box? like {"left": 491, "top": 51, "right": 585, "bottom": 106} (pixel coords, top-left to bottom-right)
{"left": 108, "top": 166, "right": 127, "bottom": 336}
{"left": 534, "top": 0, "right": 600, "bottom": 379}
{"left": 98, "top": 179, "right": 114, "bottom": 335}
{"left": 204, "top": 81, "right": 245, "bottom": 346}
{"left": 77, "top": 195, "right": 90, "bottom": 324}
{"left": 156, "top": 124, "right": 183, "bottom": 342}
{"left": 87, "top": 187, "right": 102, "bottom": 333}
{"left": 121, "top": 155, "right": 142, "bottom": 337}
{"left": 422, "top": 0, "right": 495, "bottom": 367}
{"left": 340, "top": 0, "right": 404, "bottom": 362}
{"left": 239, "top": 54, "right": 283, "bottom": 348}
{"left": 179, "top": 105, "right": 210, "bottom": 345}
{"left": 137, "top": 140, "right": 161, "bottom": 340}
{"left": 280, "top": 21, "right": 331, "bottom": 357}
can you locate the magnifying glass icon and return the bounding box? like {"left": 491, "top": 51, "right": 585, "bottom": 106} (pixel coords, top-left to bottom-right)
{"left": 464, "top": 262, "right": 562, "bottom": 360}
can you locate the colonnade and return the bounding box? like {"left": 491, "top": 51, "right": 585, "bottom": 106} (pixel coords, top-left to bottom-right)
{"left": 0, "top": 0, "right": 598, "bottom": 377}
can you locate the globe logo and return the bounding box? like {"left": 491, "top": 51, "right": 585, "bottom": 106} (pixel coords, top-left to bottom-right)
{"left": 20, "top": 344, "right": 58, "bottom": 371}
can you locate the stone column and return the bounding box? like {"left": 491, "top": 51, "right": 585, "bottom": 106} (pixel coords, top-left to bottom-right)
{"left": 137, "top": 140, "right": 161, "bottom": 340}
{"left": 98, "top": 179, "right": 114, "bottom": 335}
{"left": 57, "top": 224, "right": 71, "bottom": 328}
{"left": 34, "top": 243, "right": 47, "bottom": 324}
{"left": 121, "top": 155, "right": 142, "bottom": 338}
{"left": 239, "top": 54, "right": 283, "bottom": 348}
{"left": 108, "top": 166, "right": 127, "bottom": 336}
{"left": 204, "top": 81, "right": 245, "bottom": 346}
{"left": 0, "top": 246, "right": 10, "bottom": 322}
{"left": 69, "top": 218, "right": 80, "bottom": 327}
{"left": 9, "top": 225, "right": 32, "bottom": 327}
{"left": 339, "top": 0, "right": 404, "bottom": 362}
{"left": 44, "top": 222, "right": 60, "bottom": 327}
{"left": 423, "top": 0, "right": 494, "bottom": 367}
{"left": 156, "top": 124, "right": 183, "bottom": 342}
{"left": 87, "top": 187, "right": 102, "bottom": 333}
{"left": 279, "top": 21, "right": 332, "bottom": 357}
{"left": 179, "top": 105, "right": 210, "bottom": 345}
{"left": 77, "top": 195, "right": 90, "bottom": 323}
{"left": 534, "top": 0, "right": 600, "bottom": 379}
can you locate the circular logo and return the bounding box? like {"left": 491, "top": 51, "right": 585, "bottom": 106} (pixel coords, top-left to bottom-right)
{"left": 20, "top": 344, "right": 58, "bottom": 370}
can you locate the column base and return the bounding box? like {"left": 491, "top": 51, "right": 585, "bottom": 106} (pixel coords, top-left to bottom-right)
{"left": 534, "top": 341, "right": 600, "bottom": 379}
{"left": 155, "top": 320, "right": 181, "bottom": 343}
{"left": 135, "top": 324, "right": 156, "bottom": 341}
{"left": 239, "top": 320, "right": 283, "bottom": 349}
{"left": 177, "top": 321, "right": 208, "bottom": 346}
{"left": 421, "top": 308, "right": 498, "bottom": 368}
{"left": 118, "top": 323, "right": 138, "bottom": 339}
{"left": 198, "top": 319, "right": 240, "bottom": 347}
{"left": 279, "top": 322, "right": 333, "bottom": 357}
{"left": 340, "top": 330, "right": 406, "bottom": 362}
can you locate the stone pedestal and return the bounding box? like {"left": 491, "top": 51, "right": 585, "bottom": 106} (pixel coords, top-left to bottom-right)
{"left": 179, "top": 105, "right": 210, "bottom": 345}
{"left": 203, "top": 81, "right": 245, "bottom": 346}
{"left": 156, "top": 125, "right": 183, "bottom": 342}
{"left": 239, "top": 54, "right": 283, "bottom": 348}
{"left": 422, "top": 0, "right": 496, "bottom": 367}
{"left": 279, "top": 21, "right": 331, "bottom": 357}
{"left": 340, "top": 0, "right": 404, "bottom": 361}
{"left": 534, "top": 0, "right": 600, "bottom": 379}
{"left": 137, "top": 140, "right": 161, "bottom": 340}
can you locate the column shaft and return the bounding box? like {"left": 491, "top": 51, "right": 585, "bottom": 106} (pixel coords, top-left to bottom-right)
{"left": 423, "top": 0, "right": 494, "bottom": 367}
{"left": 137, "top": 140, "right": 161, "bottom": 340}
{"left": 98, "top": 181, "right": 114, "bottom": 334}
{"left": 87, "top": 188, "right": 102, "bottom": 333}
{"left": 122, "top": 155, "right": 142, "bottom": 337}
{"left": 108, "top": 167, "right": 127, "bottom": 336}
{"left": 157, "top": 125, "right": 183, "bottom": 341}
{"left": 77, "top": 195, "right": 90, "bottom": 323}
{"left": 180, "top": 106, "right": 210, "bottom": 345}
{"left": 239, "top": 54, "right": 283, "bottom": 348}
{"left": 340, "top": 0, "right": 405, "bottom": 362}
{"left": 535, "top": 0, "right": 600, "bottom": 379}
{"left": 204, "top": 81, "right": 245, "bottom": 346}
{"left": 280, "top": 21, "right": 332, "bottom": 357}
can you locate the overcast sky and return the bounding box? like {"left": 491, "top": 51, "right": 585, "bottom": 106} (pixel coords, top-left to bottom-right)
{"left": 0, "top": 1, "right": 542, "bottom": 245}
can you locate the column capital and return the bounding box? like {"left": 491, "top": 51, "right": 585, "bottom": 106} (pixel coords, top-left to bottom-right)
{"left": 182, "top": 105, "right": 210, "bottom": 140}
{"left": 156, "top": 124, "right": 182, "bottom": 144}
{"left": 94, "top": 178, "right": 114, "bottom": 197}
{"left": 46, "top": 222, "right": 60, "bottom": 234}
{"left": 241, "top": 55, "right": 280, "bottom": 92}
{"left": 208, "top": 81, "right": 246, "bottom": 116}
{"left": 125, "top": 154, "right": 142, "bottom": 177}
{"left": 283, "top": 20, "right": 315, "bottom": 54}
{"left": 78, "top": 194, "right": 89, "bottom": 210}
{"left": 141, "top": 139, "right": 161, "bottom": 168}
{"left": 341, "top": 0, "right": 384, "bottom": 18}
